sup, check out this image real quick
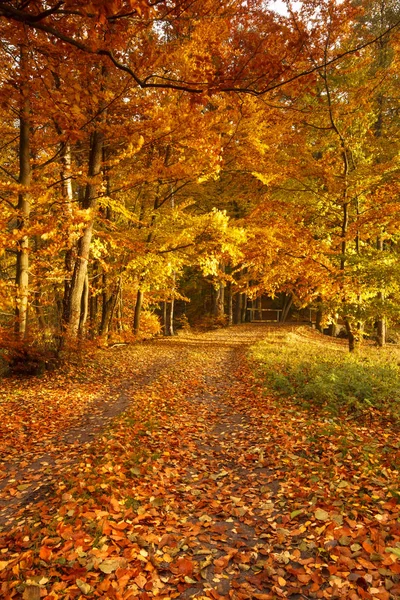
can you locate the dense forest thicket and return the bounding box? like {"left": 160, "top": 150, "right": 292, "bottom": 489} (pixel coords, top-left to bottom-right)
{"left": 1, "top": 0, "right": 400, "bottom": 363}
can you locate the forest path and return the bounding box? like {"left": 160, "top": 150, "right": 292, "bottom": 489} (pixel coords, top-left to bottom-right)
{"left": 0, "top": 323, "right": 299, "bottom": 599}
{"left": 3, "top": 323, "right": 396, "bottom": 599}
{"left": 0, "top": 342, "right": 188, "bottom": 528}
{"left": 0, "top": 324, "right": 275, "bottom": 530}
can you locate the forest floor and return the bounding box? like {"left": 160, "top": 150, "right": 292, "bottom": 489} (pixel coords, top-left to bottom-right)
{"left": 0, "top": 324, "right": 399, "bottom": 600}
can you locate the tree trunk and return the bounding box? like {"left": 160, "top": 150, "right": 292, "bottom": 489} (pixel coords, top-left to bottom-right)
{"left": 328, "top": 322, "right": 338, "bottom": 337}
{"left": 99, "top": 273, "right": 111, "bottom": 336}
{"left": 315, "top": 308, "right": 323, "bottom": 332}
{"left": 215, "top": 264, "right": 225, "bottom": 318}
{"left": 162, "top": 301, "right": 168, "bottom": 335}
{"left": 133, "top": 289, "right": 144, "bottom": 335}
{"left": 88, "top": 260, "right": 99, "bottom": 337}
{"left": 67, "top": 130, "right": 103, "bottom": 337}
{"left": 165, "top": 271, "right": 176, "bottom": 336}
{"left": 116, "top": 289, "right": 123, "bottom": 333}
{"left": 211, "top": 284, "right": 217, "bottom": 316}
{"left": 60, "top": 142, "right": 75, "bottom": 332}
{"left": 376, "top": 237, "right": 386, "bottom": 346}
{"left": 218, "top": 282, "right": 225, "bottom": 317}
{"left": 78, "top": 273, "right": 89, "bottom": 335}
{"left": 234, "top": 292, "right": 242, "bottom": 324}
{"left": 256, "top": 296, "right": 262, "bottom": 321}
{"left": 34, "top": 291, "right": 46, "bottom": 331}
{"left": 15, "top": 45, "right": 31, "bottom": 339}
{"left": 377, "top": 315, "right": 386, "bottom": 347}
{"left": 89, "top": 292, "right": 98, "bottom": 338}
{"left": 166, "top": 299, "right": 175, "bottom": 336}
{"left": 240, "top": 293, "right": 247, "bottom": 323}
{"left": 344, "top": 319, "right": 357, "bottom": 352}
{"left": 374, "top": 22, "right": 387, "bottom": 347}
{"left": 228, "top": 283, "right": 233, "bottom": 326}
{"left": 100, "top": 293, "right": 113, "bottom": 336}
{"left": 107, "top": 277, "right": 122, "bottom": 336}
{"left": 213, "top": 282, "right": 225, "bottom": 318}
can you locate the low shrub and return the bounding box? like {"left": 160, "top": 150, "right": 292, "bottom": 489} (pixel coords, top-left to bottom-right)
{"left": 250, "top": 327, "right": 400, "bottom": 420}
{"left": 0, "top": 335, "right": 59, "bottom": 376}
{"left": 137, "top": 310, "right": 162, "bottom": 338}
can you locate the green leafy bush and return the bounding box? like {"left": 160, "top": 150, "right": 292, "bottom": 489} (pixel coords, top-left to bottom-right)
{"left": 250, "top": 327, "right": 400, "bottom": 420}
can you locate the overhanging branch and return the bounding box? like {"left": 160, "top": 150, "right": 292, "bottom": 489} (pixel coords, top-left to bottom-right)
{"left": 0, "top": 3, "right": 399, "bottom": 96}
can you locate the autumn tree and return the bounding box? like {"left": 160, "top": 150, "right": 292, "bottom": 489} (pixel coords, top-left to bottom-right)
{"left": 1, "top": 0, "right": 399, "bottom": 358}
{"left": 237, "top": 0, "right": 400, "bottom": 350}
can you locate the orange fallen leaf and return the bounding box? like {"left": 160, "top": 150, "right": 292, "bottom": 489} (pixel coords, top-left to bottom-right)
{"left": 110, "top": 496, "right": 120, "bottom": 512}
{"left": 171, "top": 557, "right": 194, "bottom": 576}
{"left": 110, "top": 520, "right": 128, "bottom": 531}
{"left": 214, "top": 554, "right": 232, "bottom": 573}
{"left": 133, "top": 573, "right": 147, "bottom": 588}
{"left": 362, "top": 540, "right": 374, "bottom": 554}
{"left": 39, "top": 546, "right": 52, "bottom": 562}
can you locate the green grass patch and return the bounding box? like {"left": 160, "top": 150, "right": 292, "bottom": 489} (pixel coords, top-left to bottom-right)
{"left": 250, "top": 326, "right": 400, "bottom": 421}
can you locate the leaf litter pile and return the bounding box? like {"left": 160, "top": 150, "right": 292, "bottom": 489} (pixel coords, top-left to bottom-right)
{"left": 0, "top": 324, "right": 399, "bottom": 599}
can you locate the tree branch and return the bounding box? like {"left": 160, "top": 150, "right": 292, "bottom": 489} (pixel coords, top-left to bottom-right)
{"left": 0, "top": 3, "right": 399, "bottom": 96}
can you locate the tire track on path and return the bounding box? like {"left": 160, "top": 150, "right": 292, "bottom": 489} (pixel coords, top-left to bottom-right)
{"left": 0, "top": 343, "right": 191, "bottom": 530}
{"left": 1, "top": 324, "right": 291, "bottom": 600}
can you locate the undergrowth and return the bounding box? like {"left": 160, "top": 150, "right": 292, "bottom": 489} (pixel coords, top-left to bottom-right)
{"left": 250, "top": 326, "right": 400, "bottom": 422}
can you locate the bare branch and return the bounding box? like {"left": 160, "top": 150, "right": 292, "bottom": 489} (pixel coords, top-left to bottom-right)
{"left": 0, "top": 164, "right": 18, "bottom": 181}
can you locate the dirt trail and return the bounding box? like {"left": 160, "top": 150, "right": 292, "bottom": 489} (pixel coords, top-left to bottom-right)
{"left": 0, "top": 325, "right": 274, "bottom": 529}
{"left": 144, "top": 325, "right": 285, "bottom": 599}
{"left": 0, "top": 342, "right": 195, "bottom": 528}
{"left": 1, "top": 323, "right": 399, "bottom": 599}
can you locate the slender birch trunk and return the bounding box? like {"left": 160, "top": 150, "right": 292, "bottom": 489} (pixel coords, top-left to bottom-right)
{"left": 67, "top": 130, "right": 103, "bottom": 337}
{"left": 60, "top": 142, "right": 74, "bottom": 334}
{"left": 15, "top": 44, "right": 31, "bottom": 339}
{"left": 376, "top": 237, "right": 386, "bottom": 346}
{"left": 133, "top": 289, "right": 144, "bottom": 335}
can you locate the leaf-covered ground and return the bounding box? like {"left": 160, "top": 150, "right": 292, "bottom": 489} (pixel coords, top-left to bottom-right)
{"left": 0, "top": 325, "right": 399, "bottom": 599}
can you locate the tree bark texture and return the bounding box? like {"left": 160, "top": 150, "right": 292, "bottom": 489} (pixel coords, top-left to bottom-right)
{"left": 133, "top": 289, "right": 144, "bottom": 335}
{"left": 67, "top": 130, "right": 103, "bottom": 337}
{"left": 376, "top": 237, "right": 386, "bottom": 346}
{"left": 233, "top": 292, "right": 242, "bottom": 324}
{"left": 15, "top": 44, "right": 31, "bottom": 339}
{"left": 228, "top": 283, "right": 233, "bottom": 326}
{"left": 240, "top": 293, "right": 247, "bottom": 323}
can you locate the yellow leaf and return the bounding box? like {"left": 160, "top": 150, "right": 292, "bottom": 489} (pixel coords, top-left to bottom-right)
{"left": 99, "top": 557, "right": 125, "bottom": 573}
{"left": 162, "top": 553, "right": 173, "bottom": 563}
{"left": 315, "top": 508, "right": 329, "bottom": 521}
{"left": 17, "top": 484, "right": 30, "bottom": 491}
{"left": 76, "top": 579, "right": 92, "bottom": 595}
